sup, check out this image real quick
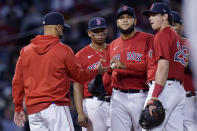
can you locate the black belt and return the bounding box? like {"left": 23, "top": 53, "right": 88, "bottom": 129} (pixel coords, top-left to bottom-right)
{"left": 86, "top": 96, "right": 93, "bottom": 99}
{"left": 148, "top": 78, "right": 180, "bottom": 84}
{"left": 114, "top": 88, "right": 148, "bottom": 93}
{"left": 186, "top": 92, "right": 196, "bottom": 97}
{"left": 167, "top": 78, "right": 177, "bottom": 81}
{"left": 86, "top": 96, "right": 111, "bottom": 102}
{"left": 98, "top": 97, "right": 111, "bottom": 102}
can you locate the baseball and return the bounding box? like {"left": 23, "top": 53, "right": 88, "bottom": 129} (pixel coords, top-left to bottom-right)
{"left": 110, "top": 63, "right": 116, "bottom": 69}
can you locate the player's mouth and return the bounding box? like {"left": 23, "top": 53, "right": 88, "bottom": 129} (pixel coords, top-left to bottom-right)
{"left": 97, "top": 38, "right": 104, "bottom": 41}
{"left": 122, "top": 23, "right": 129, "bottom": 26}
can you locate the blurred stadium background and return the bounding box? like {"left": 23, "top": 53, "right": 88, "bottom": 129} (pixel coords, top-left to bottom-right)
{"left": 0, "top": 0, "right": 183, "bottom": 131}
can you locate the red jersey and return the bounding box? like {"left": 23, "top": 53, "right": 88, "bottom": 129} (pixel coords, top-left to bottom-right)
{"left": 12, "top": 35, "right": 98, "bottom": 114}
{"left": 147, "top": 27, "right": 187, "bottom": 82}
{"left": 109, "top": 32, "right": 153, "bottom": 90}
{"left": 75, "top": 45, "right": 112, "bottom": 97}
{"left": 183, "top": 39, "right": 195, "bottom": 92}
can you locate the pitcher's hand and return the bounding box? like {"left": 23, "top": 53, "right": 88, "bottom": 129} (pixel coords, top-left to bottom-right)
{"left": 110, "top": 58, "right": 126, "bottom": 69}
{"left": 96, "top": 59, "right": 110, "bottom": 74}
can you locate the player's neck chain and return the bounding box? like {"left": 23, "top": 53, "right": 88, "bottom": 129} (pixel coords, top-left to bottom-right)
{"left": 90, "top": 43, "right": 107, "bottom": 61}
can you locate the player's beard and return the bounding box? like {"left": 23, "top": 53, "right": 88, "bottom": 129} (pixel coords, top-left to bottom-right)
{"left": 118, "top": 24, "right": 135, "bottom": 35}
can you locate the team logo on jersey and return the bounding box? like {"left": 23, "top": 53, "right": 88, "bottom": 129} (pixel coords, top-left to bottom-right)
{"left": 97, "top": 19, "right": 101, "bottom": 25}
{"left": 148, "top": 49, "right": 153, "bottom": 58}
{"left": 87, "top": 62, "right": 103, "bottom": 70}
{"left": 123, "top": 6, "right": 128, "bottom": 11}
{"left": 174, "top": 41, "right": 189, "bottom": 66}
{"left": 127, "top": 52, "right": 142, "bottom": 61}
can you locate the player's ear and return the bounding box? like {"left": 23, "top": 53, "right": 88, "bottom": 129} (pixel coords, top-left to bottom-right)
{"left": 116, "top": 19, "right": 120, "bottom": 28}
{"left": 104, "top": 28, "right": 108, "bottom": 35}
{"left": 162, "top": 14, "right": 168, "bottom": 21}
{"left": 56, "top": 24, "right": 62, "bottom": 32}
{"left": 88, "top": 30, "right": 92, "bottom": 37}
{"left": 134, "top": 18, "right": 137, "bottom": 26}
{"left": 181, "top": 24, "right": 184, "bottom": 32}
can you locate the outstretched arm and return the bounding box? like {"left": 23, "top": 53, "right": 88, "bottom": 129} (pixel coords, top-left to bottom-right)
{"left": 65, "top": 48, "right": 105, "bottom": 84}
{"left": 110, "top": 58, "right": 147, "bottom": 76}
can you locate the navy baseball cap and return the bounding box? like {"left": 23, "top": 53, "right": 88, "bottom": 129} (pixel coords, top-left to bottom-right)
{"left": 171, "top": 11, "right": 182, "bottom": 24}
{"left": 117, "top": 6, "right": 135, "bottom": 18}
{"left": 143, "top": 2, "right": 172, "bottom": 16}
{"left": 43, "top": 12, "right": 71, "bottom": 30}
{"left": 88, "top": 17, "right": 106, "bottom": 31}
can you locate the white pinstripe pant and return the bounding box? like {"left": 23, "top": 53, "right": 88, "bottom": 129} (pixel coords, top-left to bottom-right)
{"left": 28, "top": 104, "right": 74, "bottom": 131}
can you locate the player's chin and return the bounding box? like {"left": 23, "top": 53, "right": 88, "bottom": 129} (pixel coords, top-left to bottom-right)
{"left": 151, "top": 25, "right": 157, "bottom": 30}
{"left": 96, "top": 39, "right": 105, "bottom": 44}
{"left": 120, "top": 26, "right": 130, "bottom": 30}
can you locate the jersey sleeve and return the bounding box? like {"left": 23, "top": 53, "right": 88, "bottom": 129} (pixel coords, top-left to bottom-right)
{"left": 145, "top": 34, "right": 154, "bottom": 58}
{"left": 75, "top": 51, "right": 85, "bottom": 68}
{"left": 125, "top": 61, "right": 147, "bottom": 74}
{"left": 65, "top": 47, "right": 98, "bottom": 84}
{"left": 154, "top": 33, "right": 172, "bottom": 61}
{"left": 12, "top": 48, "right": 25, "bottom": 112}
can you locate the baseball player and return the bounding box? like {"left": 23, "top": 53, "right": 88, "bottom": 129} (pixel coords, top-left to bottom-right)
{"left": 12, "top": 12, "right": 102, "bottom": 131}
{"left": 143, "top": 2, "right": 187, "bottom": 130}
{"left": 171, "top": 11, "right": 197, "bottom": 131}
{"left": 73, "top": 17, "right": 112, "bottom": 131}
{"left": 108, "top": 6, "right": 153, "bottom": 131}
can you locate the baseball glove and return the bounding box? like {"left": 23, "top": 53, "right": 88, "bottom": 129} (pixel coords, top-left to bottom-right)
{"left": 139, "top": 99, "right": 165, "bottom": 129}
{"left": 88, "top": 74, "right": 106, "bottom": 97}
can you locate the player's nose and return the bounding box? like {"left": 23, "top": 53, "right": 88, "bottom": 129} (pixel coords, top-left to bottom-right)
{"left": 149, "top": 16, "right": 153, "bottom": 22}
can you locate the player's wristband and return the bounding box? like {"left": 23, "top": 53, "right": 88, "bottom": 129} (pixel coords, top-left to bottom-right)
{"left": 152, "top": 83, "right": 164, "bottom": 97}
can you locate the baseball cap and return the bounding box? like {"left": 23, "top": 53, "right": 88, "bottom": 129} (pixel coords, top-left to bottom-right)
{"left": 143, "top": 2, "right": 172, "bottom": 16}
{"left": 171, "top": 11, "right": 182, "bottom": 24}
{"left": 117, "top": 6, "right": 135, "bottom": 18}
{"left": 43, "top": 12, "right": 71, "bottom": 30}
{"left": 88, "top": 17, "right": 106, "bottom": 31}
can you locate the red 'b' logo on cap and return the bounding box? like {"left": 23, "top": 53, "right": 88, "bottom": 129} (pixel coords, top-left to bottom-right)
{"left": 123, "top": 6, "right": 128, "bottom": 11}
{"left": 97, "top": 19, "right": 101, "bottom": 25}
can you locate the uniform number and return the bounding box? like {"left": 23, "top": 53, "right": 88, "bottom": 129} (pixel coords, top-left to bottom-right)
{"left": 174, "top": 41, "right": 188, "bottom": 66}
